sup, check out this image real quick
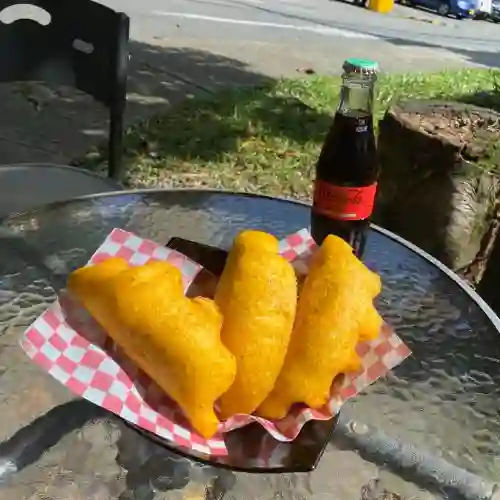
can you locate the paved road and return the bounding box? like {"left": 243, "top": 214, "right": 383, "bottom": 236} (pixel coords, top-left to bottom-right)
{"left": 100, "top": 0, "right": 500, "bottom": 74}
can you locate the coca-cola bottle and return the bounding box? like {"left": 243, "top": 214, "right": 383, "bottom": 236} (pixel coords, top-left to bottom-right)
{"left": 310, "top": 58, "right": 379, "bottom": 258}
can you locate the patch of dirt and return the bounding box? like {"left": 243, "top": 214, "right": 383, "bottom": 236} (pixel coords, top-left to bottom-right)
{"left": 399, "top": 105, "right": 500, "bottom": 170}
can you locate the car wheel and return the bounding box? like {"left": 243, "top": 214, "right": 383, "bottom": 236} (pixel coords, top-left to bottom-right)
{"left": 437, "top": 2, "right": 450, "bottom": 15}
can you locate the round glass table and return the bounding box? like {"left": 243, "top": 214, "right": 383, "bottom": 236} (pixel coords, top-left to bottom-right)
{"left": 0, "top": 189, "right": 499, "bottom": 500}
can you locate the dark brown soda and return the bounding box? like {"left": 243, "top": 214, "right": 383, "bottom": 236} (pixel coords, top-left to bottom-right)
{"left": 311, "top": 109, "right": 378, "bottom": 256}
{"left": 311, "top": 57, "right": 379, "bottom": 259}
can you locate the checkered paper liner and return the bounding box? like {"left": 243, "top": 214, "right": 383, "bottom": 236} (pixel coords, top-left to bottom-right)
{"left": 20, "top": 227, "right": 411, "bottom": 457}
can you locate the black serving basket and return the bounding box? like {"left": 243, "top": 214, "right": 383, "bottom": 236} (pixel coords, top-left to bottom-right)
{"left": 132, "top": 417, "right": 338, "bottom": 474}
{"left": 127, "top": 237, "right": 339, "bottom": 474}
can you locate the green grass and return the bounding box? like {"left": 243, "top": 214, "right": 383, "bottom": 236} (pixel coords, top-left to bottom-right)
{"left": 80, "top": 68, "right": 500, "bottom": 201}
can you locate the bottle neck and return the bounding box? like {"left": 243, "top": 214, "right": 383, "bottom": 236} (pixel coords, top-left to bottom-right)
{"left": 337, "top": 74, "right": 375, "bottom": 117}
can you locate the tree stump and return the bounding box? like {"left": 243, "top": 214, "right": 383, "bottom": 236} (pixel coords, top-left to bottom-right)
{"left": 375, "top": 100, "right": 500, "bottom": 286}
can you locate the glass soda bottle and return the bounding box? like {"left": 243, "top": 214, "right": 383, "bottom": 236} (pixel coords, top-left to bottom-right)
{"left": 310, "top": 58, "right": 379, "bottom": 258}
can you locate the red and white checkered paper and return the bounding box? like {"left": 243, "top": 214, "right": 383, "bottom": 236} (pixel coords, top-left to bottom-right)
{"left": 20, "top": 227, "right": 411, "bottom": 456}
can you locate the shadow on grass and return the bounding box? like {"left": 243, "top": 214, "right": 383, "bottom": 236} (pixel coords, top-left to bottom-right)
{"left": 114, "top": 89, "right": 332, "bottom": 166}
{"left": 455, "top": 88, "right": 500, "bottom": 112}
{"left": 0, "top": 38, "right": 332, "bottom": 173}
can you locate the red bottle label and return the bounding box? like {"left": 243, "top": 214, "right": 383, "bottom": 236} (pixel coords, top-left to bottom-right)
{"left": 313, "top": 180, "right": 378, "bottom": 221}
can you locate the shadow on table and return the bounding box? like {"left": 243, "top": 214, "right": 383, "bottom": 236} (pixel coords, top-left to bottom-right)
{"left": 0, "top": 397, "right": 239, "bottom": 499}
{"left": 0, "top": 400, "right": 106, "bottom": 481}
{"left": 2, "top": 398, "right": 496, "bottom": 500}
{"left": 0, "top": 228, "right": 68, "bottom": 292}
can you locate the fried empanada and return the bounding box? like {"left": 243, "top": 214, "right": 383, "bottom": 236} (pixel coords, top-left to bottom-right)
{"left": 215, "top": 230, "right": 297, "bottom": 419}
{"left": 68, "top": 257, "right": 236, "bottom": 438}
{"left": 257, "top": 235, "right": 382, "bottom": 420}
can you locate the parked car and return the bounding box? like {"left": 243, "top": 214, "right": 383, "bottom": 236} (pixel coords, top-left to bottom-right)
{"left": 490, "top": 0, "right": 500, "bottom": 21}
{"left": 398, "top": 0, "right": 477, "bottom": 18}
{"left": 473, "top": 0, "right": 492, "bottom": 18}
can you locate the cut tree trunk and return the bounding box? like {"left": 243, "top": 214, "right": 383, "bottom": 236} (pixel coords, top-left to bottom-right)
{"left": 375, "top": 100, "right": 500, "bottom": 287}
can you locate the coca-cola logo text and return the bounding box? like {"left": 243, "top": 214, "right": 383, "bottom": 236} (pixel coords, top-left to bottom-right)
{"left": 313, "top": 181, "right": 377, "bottom": 221}
{"left": 315, "top": 185, "right": 363, "bottom": 207}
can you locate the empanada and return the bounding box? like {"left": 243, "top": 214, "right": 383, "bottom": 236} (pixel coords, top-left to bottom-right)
{"left": 257, "top": 235, "right": 382, "bottom": 419}
{"left": 68, "top": 258, "right": 236, "bottom": 438}
{"left": 215, "top": 231, "right": 297, "bottom": 419}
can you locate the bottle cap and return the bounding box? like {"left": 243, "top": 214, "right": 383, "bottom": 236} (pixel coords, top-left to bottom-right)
{"left": 343, "top": 58, "right": 379, "bottom": 76}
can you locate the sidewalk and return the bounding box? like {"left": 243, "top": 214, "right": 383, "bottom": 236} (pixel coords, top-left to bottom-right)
{"left": 0, "top": 41, "right": 271, "bottom": 167}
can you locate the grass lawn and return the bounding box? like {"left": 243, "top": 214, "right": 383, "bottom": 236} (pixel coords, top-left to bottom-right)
{"left": 81, "top": 68, "right": 500, "bottom": 201}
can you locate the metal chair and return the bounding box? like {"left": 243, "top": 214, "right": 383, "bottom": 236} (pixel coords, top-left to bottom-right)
{"left": 0, "top": 0, "right": 130, "bottom": 217}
